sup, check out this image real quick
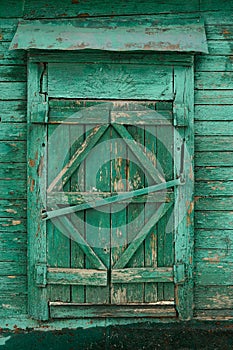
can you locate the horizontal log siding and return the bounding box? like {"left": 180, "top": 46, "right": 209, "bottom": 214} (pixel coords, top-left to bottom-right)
{"left": 194, "top": 2, "right": 233, "bottom": 319}
{"left": 0, "top": 2, "right": 27, "bottom": 319}
{"left": 1, "top": 0, "right": 233, "bottom": 322}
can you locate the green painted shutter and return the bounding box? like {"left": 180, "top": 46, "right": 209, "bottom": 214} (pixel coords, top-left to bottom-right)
{"left": 27, "top": 52, "right": 194, "bottom": 320}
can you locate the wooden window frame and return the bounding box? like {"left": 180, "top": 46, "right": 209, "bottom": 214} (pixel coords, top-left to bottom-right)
{"left": 27, "top": 52, "right": 194, "bottom": 321}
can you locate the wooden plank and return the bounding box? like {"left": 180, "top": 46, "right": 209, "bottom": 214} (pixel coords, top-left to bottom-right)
{"left": 195, "top": 211, "right": 233, "bottom": 229}
{"left": 195, "top": 105, "right": 233, "bottom": 121}
{"left": 202, "top": 11, "right": 233, "bottom": 25}
{"left": 113, "top": 203, "right": 172, "bottom": 269}
{"left": 0, "top": 42, "right": 26, "bottom": 65}
{"left": 48, "top": 63, "right": 173, "bottom": 100}
{"left": 0, "top": 123, "right": 26, "bottom": 140}
{"left": 0, "top": 180, "right": 26, "bottom": 199}
{"left": 111, "top": 127, "right": 128, "bottom": 304}
{"left": 195, "top": 90, "right": 233, "bottom": 104}
{"left": 47, "top": 124, "right": 108, "bottom": 192}
{"left": 0, "top": 141, "right": 26, "bottom": 162}
{"left": 195, "top": 197, "right": 233, "bottom": 211}
{"left": 195, "top": 286, "right": 233, "bottom": 310}
{"left": 195, "top": 72, "right": 233, "bottom": 90}
{"left": 0, "top": 82, "right": 26, "bottom": 100}
{"left": 30, "top": 51, "right": 193, "bottom": 66}
{"left": 85, "top": 126, "right": 110, "bottom": 304}
{"left": 195, "top": 136, "right": 233, "bottom": 151}
{"left": 49, "top": 107, "right": 109, "bottom": 124}
{"left": 195, "top": 262, "right": 233, "bottom": 286}
{"left": 126, "top": 124, "right": 145, "bottom": 303}
{"left": 0, "top": 0, "right": 24, "bottom": 17}
{"left": 50, "top": 303, "right": 176, "bottom": 319}
{"left": 27, "top": 62, "right": 48, "bottom": 320}
{"left": 0, "top": 199, "right": 26, "bottom": 218}
{"left": 0, "top": 19, "right": 18, "bottom": 42}
{"left": 24, "top": 1, "right": 199, "bottom": 18}
{"left": 208, "top": 41, "right": 233, "bottom": 55}
{"left": 47, "top": 268, "right": 107, "bottom": 286}
{"left": 11, "top": 17, "right": 207, "bottom": 53}
{"left": 194, "top": 309, "right": 233, "bottom": 319}
{"left": 195, "top": 167, "right": 233, "bottom": 181}
{"left": 200, "top": 0, "right": 233, "bottom": 11}
{"left": 195, "top": 181, "right": 233, "bottom": 196}
{"left": 195, "top": 229, "right": 233, "bottom": 249}
{"left": 0, "top": 261, "right": 26, "bottom": 275}
{"left": 111, "top": 111, "right": 172, "bottom": 125}
{"left": 0, "top": 233, "right": 26, "bottom": 261}
{"left": 195, "top": 152, "right": 233, "bottom": 166}
{"left": 0, "top": 163, "right": 26, "bottom": 179}
{"left": 144, "top": 123, "right": 158, "bottom": 303}
{"left": 0, "top": 276, "right": 26, "bottom": 293}
{"left": 70, "top": 123, "right": 85, "bottom": 303}
{"left": 195, "top": 248, "right": 233, "bottom": 264}
{"left": 113, "top": 124, "right": 165, "bottom": 184}
{"left": 0, "top": 66, "right": 26, "bottom": 82}
{"left": 206, "top": 25, "right": 233, "bottom": 41}
{"left": 45, "top": 180, "right": 179, "bottom": 219}
{"left": 156, "top": 119, "right": 174, "bottom": 302}
{"left": 112, "top": 267, "right": 173, "bottom": 283}
{"left": 47, "top": 123, "right": 71, "bottom": 303}
{"left": 173, "top": 65, "right": 194, "bottom": 320}
{"left": 196, "top": 55, "right": 233, "bottom": 72}
{"left": 195, "top": 121, "right": 233, "bottom": 135}
{"left": 0, "top": 100, "right": 26, "bottom": 122}
{"left": 47, "top": 191, "right": 174, "bottom": 206}
{"left": 0, "top": 294, "right": 27, "bottom": 316}
{"left": 50, "top": 216, "right": 107, "bottom": 270}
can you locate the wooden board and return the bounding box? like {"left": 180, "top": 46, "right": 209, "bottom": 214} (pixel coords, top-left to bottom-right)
{"left": 48, "top": 63, "right": 173, "bottom": 100}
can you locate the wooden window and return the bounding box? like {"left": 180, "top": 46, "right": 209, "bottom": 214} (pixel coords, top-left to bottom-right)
{"left": 27, "top": 52, "right": 194, "bottom": 321}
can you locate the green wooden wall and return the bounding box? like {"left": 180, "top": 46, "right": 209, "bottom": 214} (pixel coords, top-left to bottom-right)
{"left": 0, "top": 0, "right": 233, "bottom": 327}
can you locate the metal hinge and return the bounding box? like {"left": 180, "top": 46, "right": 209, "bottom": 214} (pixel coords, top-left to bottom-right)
{"left": 35, "top": 263, "right": 47, "bottom": 287}
{"left": 173, "top": 263, "right": 186, "bottom": 284}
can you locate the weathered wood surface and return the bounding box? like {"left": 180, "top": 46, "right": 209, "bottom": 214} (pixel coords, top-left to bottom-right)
{"left": 23, "top": 0, "right": 199, "bottom": 18}
{"left": 0, "top": 101, "right": 26, "bottom": 122}
{"left": 195, "top": 167, "right": 233, "bottom": 181}
{"left": 48, "top": 63, "right": 173, "bottom": 100}
{"left": 1, "top": 0, "right": 233, "bottom": 325}
{"left": 11, "top": 18, "right": 207, "bottom": 53}
{"left": 47, "top": 268, "right": 108, "bottom": 286}
{"left": 0, "top": 0, "right": 24, "bottom": 17}
{"left": 50, "top": 303, "right": 176, "bottom": 319}
{"left": 195, "top": 230, "right": 233, "bottom": 249}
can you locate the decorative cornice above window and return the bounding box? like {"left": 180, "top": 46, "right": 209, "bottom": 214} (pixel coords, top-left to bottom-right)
{"left": 10, "top": 16, "right": 208, "bottom": 53}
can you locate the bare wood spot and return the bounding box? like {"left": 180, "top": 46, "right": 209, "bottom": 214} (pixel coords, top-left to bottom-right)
{"left": 6, "top": 209, "right": 17, "bottom": 214}
{"left": 30, "top": 178, "right": 35, "bottom": 192}
{"left": 37, "top": 156, "right": 44, "bottom": 177}
{"left": 12, "top": 220, "right": 21, "bottom": 225}
{"left": 29, "top": 159, "right": 35, "bottom": 167}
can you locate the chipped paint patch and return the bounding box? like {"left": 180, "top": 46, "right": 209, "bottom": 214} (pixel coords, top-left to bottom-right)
{"left": 0, "top": 336, "right": 11, "bottom": 346}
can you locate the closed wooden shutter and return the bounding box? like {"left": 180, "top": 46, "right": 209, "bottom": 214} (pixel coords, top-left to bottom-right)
{"left": 27, "top": 52, "right": 194, "bottom": 320}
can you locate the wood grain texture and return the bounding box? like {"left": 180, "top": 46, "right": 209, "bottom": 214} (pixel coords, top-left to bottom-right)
{"left": 24, "top": 0, "right": 199, "bottom": 18}
{"left": 0, "top": 100, "right": 26, "bottom": 122}
{"left": 0, "top": 141, "right": 26, "bottom": 162}
{"left": 195, "top": 167, "right": 233, "bottom": 181}
{"left": 195, "top": 229, "right": 233, "bottom": 249}
{"left": 48, "top": 63, "right": 173, "bottom": 100}
{"left": 0, "top": 0, "right": 24, "bottom": 17}
{"left": 2, "top": 1, "right": 233, "bottom": 323}
{"left": 195, "top": 181, "right": 233, "bottom": 197}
